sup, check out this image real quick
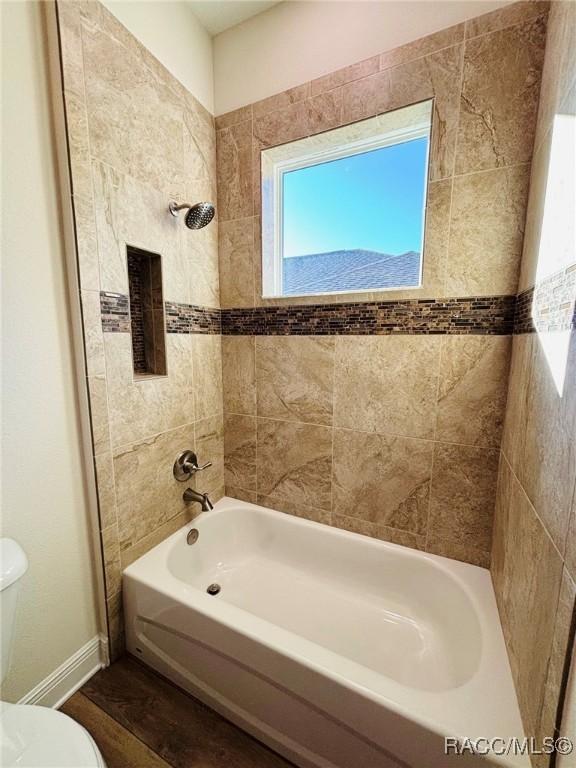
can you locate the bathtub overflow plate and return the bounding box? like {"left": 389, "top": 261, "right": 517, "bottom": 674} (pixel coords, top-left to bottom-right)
{"left": 207, "top": 583, "right": 221, "bottom": 596}
{"left": 187, "top": 528, "right": 199, "bottom": 545}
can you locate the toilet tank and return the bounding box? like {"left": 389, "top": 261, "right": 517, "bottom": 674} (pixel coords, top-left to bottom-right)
{"left": 0, "top": 539, "right": 28, "bottom": 684}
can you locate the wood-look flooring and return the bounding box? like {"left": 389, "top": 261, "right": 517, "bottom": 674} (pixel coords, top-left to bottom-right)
{"left": 61, "top": 655, "right": 294, "bottom": 768}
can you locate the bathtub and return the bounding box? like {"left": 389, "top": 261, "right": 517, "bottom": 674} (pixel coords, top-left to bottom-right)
{"left": 123, "top": 497, "right": 528, "bottom": 768}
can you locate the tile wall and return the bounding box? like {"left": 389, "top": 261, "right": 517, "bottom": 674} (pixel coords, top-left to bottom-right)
{"left": 217, "top": 1, "right": 549, "bottom": 569}
{"left": 57, "top": 0, "right": 223, "bottom": 658}
{"left": 491, "top": 1, "right": 576, "bottom": 760}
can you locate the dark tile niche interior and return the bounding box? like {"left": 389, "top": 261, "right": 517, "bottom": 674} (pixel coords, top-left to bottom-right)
{"left": 127, "top": 245, "right": 167, "bottom": 377}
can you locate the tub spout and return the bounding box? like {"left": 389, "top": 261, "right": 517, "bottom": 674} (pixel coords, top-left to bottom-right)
{"left": 183, "top": 488, "right": 213, "bottom": 511}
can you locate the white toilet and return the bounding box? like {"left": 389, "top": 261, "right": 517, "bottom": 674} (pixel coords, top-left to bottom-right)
{"left": 0, "top": 538, "right": 107, "bottom": 767}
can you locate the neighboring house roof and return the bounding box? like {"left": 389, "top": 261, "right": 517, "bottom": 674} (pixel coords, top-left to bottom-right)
{"left": 282, "top": 249, "right": 420, "bottom": 295}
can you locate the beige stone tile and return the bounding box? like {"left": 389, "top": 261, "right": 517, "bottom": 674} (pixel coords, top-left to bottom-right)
{"left": 215, "top": 105, "right": 253, "bottom": 131}
{"left": 183, "top": 218, "right": 220, "bottom": 309}
{"left": 257, "top": 419, "right": 332, "bottom": 510}
{"left": 518, "top": 127, "right": 551, "bottom": 292}
{"left": 456, "top": 16, "right": 547, "bottom": 174}
{"left": 465, "top": 1, "right": 549, "bottom": 38}
{"left": 94, "top": 452, "right": 117, "bottom": 530}
{"left": 537, "top": 567, "right": 576, "bottom": 742}
{"left": 491, "top": 464, "right": 564, "bottom": 737}
{"left": 64, "top": 90, "right": 93, "bottom": 201}
{"left": 390, "top": 46, "right": 463, "bottom": 181}
{"left": 297, "top": 89, "right": 344, "bottom": 135}
{"left": 426, "top": 535, "right": 491, "bottom": 568}
{"left": 375, "top": 525, "right": 427, "bottom": 551}
{"left": 192, "top": 334, "right": 223, "bottom": 421}
{"left": 446, "top": 165, "right": 531, "bottom": 296}
{"left": 253, "top": 83, "right": 311, "bottom": 118}
{"left": 120, "top": 510, "right": 194, "bottom": 569}
{"left": 428, "top": 443, "right": 499, "bottom": 552}
{"left": 501, "top": 335, "right": 533, "bottom": 473}
{"left": 332, "top": 513, "right": 376, "bottom": 539}
{"left": 341, "top": 70, "right": 392, "bottom": 125}
{"left": 333, "top": 336, "right": 441, "bottom": 439}
{"left": 194, "top": 415, "right": 225, "bottom": 496}
{"left": 380, "top": 24, "right": 464, "bottom": 70}
{"left": 222, "top": 335, "right": 256, "bottom": 415}
{"left": 74, "top": 194, "right": 100, "bottom": 292}
{"left": 86, "top": 1, "right": 142, "bottom": 60}
{"left": 253, "top": 91, "right": 343, "bottom": 148}
{"left": 224, "top": 414, "right": 257, "bottom": 491}
{"left": 225, "top": 486, "right": 258, "bottom": 504}
{"left": 436, "top": 336, "right": 511, "bottom": 447}
{"left": 183, "top": 99, "right": 216, "bottom": 185}
{"left": 520, "top": 88, "right": 576, "bottom": 292}
{"left": 113, "top": 423, "right": 195, "bottom": 551}
{"left": 88, "top": 374, "right": 110, "bottom": 455}
{"left": 331, "top": 514, "right": 427, "bottom": 550}
{"left": 333, "top": 429, "right": 432, "bottom": 534}
{"left": 343, "top": 46, "right": 462, "bottom": 180}
{"left": 311, "top": 57, "right": 379, "bottom": 96}
{"left": 517, "top": 330, "right": 576, "bottom": 551}
{"left": 421, "top": 179, "right": 451, "bottom": 296}
{"left": 219, "top": 217, "right": 255, "bottom": 308}
{"left": 257, "top": 494, "right": 331, "bottom": 525}
{"left": 104, "top": 333, "right": 195, "bottom": 448}
{"left": 91, "top": 161, "right": 186, "bottom": 301}
{"left": 256, "top": 336, "right": 335, "bottom": 425}
{"left": 534, "top": 0, "right": 576, "bottom": 151}
{"left": 101, "top": 524, "right": 121, "bottom": 598}
{"left": 491, "top": 454, "right": 513, "bottom": 593}
{"left": 566, "top": 490, "right": 576, "bottom": 582}
{"left": 58, "top": 1, "right": 85, "bottom": 99}
{"left": 81, "top": 290, "right": 105, "bottom": 377}
{"left": 91, "top": 163, "right": 127, "bottom": 294}
{"left": 216, "top": 119, "right": 253, "bottom": 222}
{"left": 82, "top": 23, "right": 186, "bottom": 196}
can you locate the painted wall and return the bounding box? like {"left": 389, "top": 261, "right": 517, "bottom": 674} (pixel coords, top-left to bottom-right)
{"left": 212, "top": 0, "right": 516, "bottom": 115}
{"left": 0, "top": 1, "right": 100, "bottom": 702}
{"left": 57, "top": 0, "right": 223, "bottom": 658}
{"left": 102, "top": 0, "right": 214, "bottom": 113}
{"left": 217, "top": 2, "right": 548, "bottom": 569}
{"left": 492, "top": 0, "right": 576, "bottom": 756}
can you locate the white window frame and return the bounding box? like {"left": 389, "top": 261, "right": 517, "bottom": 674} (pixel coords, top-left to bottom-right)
{"left": 261, "top": 101, "right": 433, "bottom": 299}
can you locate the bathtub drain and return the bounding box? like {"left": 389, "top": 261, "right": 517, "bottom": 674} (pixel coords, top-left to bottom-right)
{"left": 207, "top": 583, "right": 221, "bottom": 596}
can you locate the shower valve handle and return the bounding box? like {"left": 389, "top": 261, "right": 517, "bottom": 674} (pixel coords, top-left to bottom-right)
{"left": 173, "top": 450, "right": 212, "bottom": 482}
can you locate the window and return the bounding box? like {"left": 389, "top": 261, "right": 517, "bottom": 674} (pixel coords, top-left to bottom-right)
{"left": 261, "top": 100, "right": 433, "bottom": 298}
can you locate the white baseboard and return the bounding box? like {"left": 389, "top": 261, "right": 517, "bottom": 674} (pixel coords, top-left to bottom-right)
{"left": 18, "top": 634, "right": 107, "bottom": 709}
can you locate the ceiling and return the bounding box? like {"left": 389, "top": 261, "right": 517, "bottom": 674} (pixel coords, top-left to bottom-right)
{"left": 187, "top": 1, "right": 283, "bottom": 35}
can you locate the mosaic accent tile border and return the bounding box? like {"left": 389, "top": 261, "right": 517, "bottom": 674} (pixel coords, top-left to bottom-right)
{"left": 221, "top": 296, "right": 516, "bottom": 335}
{"left": 100, "top": 293, "right": 222, "bottom": 334}
{"left": 514, "top": 265, "right": 576, "bottom": 334}
{"left": 100, "top": 292, "right": 519, "bottom": 335}
{"left": 100, "top": 292, "right": 130, "bottom": 333}
{"left": 164, "top": 301, "right": 222, "bottom": 334}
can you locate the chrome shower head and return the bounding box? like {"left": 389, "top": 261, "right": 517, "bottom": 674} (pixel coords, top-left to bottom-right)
{"left": 169, "top": 201, "right": 215, "bottom": 230}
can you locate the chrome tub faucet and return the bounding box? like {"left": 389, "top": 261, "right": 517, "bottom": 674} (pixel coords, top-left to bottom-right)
{"left": 182, "top": 488, "right": 213, "bottom": 512}
{"left": 173, "top": 450, "right": 214, "bottom": 512}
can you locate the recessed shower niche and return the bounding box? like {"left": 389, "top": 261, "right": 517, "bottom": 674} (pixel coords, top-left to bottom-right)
{"left": 126, "top": 245, "right": 167, "bottom": 378}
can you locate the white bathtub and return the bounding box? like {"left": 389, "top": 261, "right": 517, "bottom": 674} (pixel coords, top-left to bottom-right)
{"left": 123, "top": 497, "right": 528, "bottom": 768}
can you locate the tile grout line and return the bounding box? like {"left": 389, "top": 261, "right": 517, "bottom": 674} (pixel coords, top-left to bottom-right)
{"left": 500, "top": 451, "right": 565, "bottom": 565}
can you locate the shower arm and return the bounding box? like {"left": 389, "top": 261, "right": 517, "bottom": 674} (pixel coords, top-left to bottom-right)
{"left": 169, "top": 201, "right": 193, "bottom": 216}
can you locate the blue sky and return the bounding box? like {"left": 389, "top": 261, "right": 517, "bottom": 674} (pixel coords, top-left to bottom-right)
{"left": 282, "top": 137, "right": 428, "bottom": 258}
